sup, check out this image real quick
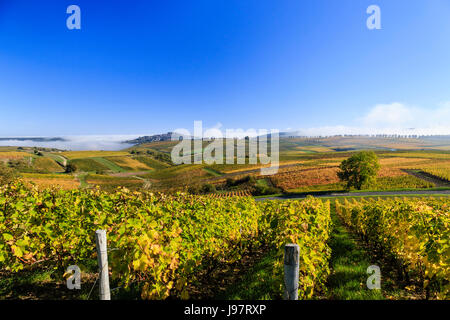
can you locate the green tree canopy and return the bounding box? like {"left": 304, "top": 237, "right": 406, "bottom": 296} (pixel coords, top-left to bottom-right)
{"left": 64, "top": 163, "right": 77, "bottom": 173}
{"left": 337, "top": 151, "right": 380, "bottom": 190}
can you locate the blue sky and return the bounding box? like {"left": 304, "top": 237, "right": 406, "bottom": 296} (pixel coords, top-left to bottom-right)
{"left": 1, "top": 0, "right": 450, "bottom": 136}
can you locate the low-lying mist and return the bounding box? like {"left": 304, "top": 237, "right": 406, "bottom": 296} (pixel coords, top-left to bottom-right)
{"left": 0, "top": 135, "right": 139, "bottom": 151}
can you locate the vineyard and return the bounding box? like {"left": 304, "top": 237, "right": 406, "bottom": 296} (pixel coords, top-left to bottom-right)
{"left": 2, "top": 144, "right": 450, "bottom": 198}
{"left": 335, "top": 197, "right": 449, "bottom": 299}
{"left": 270, "top": 165, "right": 435, "bottom": 192}
{"left": 1, "top": 143, "right": 450, "bottom": 300}
{"left": 207, "top": 190, "right": 253, "bottom": 198}
{"left": 418, "top": 165, "right": 450, "bottom": 182}
{"left": 271, "top": 167, "right": 340, "bottom": 191}
{"left": 21, "top": 173, "right": 80, "bottom": 190}
{"left": 0, "top": 182, "right": 331, "bottom": 299}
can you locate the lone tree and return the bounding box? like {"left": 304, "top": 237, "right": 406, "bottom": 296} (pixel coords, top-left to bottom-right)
{"left": 337, "top": 151, "right": 380, "bottom": 190}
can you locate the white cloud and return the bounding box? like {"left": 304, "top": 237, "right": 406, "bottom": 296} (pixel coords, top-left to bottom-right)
{"left": 360, "top": 101, "right": 450, "bottom": 129}
{"left": 361, "top": 102, "right": 416, "bottom": 127}
{"left": 294, "top": 101, "right": 450, "bottom": 136}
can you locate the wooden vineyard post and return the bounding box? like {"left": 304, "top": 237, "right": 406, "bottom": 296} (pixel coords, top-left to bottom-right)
{"left": 95, "top": 230, "right": 111, "bottom": 300}
{"left": 284, "top": 243, "right": 299, "bottom": 300}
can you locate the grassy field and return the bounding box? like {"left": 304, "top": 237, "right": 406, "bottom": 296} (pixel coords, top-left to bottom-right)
{"left": 85, "top": 174, "right": 144, "bottom": 191}
{"left": 90, "top": 157, "right": 125, "bottom": 173}
{"left": 43, "top": 152, "right": 67, "bottom": 166}
{"left": 380, "top": 151, "right": 450, "bottom": 159}
{"left": 106, "top": 156, "right": 151, "bottom": 171}
{"left": 69, "top": 158, "right": 110, "bottom": 173}
{"left": 0, "top": 151, "right": 30, "bottom": 160}
{"left": 30, "top": 157, "right": 64, "bottom": 173}
{"left": 133, "top": 155, "right": 170, "bottom": 170}
{"left": 61, "top": 151, "right": 129, "bottom": 159}
{"left": 21, "top": 173, "right": 79, "bottom": 190}
{"left": 202, "top": 167, "right": 223, "bottom": 177}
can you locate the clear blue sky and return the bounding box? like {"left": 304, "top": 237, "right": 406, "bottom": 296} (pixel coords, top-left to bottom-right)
{"left": 1, "top": 0, "right": 450, "bottom": 136}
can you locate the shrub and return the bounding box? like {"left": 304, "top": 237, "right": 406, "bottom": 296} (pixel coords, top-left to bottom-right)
{"left": 201, "top": 183, "right": 216, "bottom": 193}
{"left": 0, "top": 163, "right": 18, "bottom": 185}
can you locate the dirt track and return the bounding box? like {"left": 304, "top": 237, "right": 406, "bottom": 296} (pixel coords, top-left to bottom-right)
{"left": 108, "top": 171, "right": 150, "bottom": 177}
{"left": 256, "top": 189, "right": 450, "bottom": 201}
{"left": 403, "top": 169, "right": 450, "bottom": 187}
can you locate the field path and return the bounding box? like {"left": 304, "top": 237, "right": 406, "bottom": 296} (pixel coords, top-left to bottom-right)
{"left": 56, "top": 155, "right": 67, "bottom": 167}
{"left": 44, "top": 153, "right": 67, "bottom": 167}
{"left": 325, "top": 206, "right": 387, "bottom": 299}
{"left": 74, "top": 172, "right": 89, "bottom": 188}
{"left": 324, "top": 203, "right": 421, "bottom": 299}
{"left": 132, "top": 175, "right": 152, "bottom": 189}
{"left": 256, "top": 189, "right": 450, "bottom": 201}
{"left": 108, "top": 171, "right": 151, "bottom": 177}
{"left": 403, "top": 169, "right": 450, "bottom": 187}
